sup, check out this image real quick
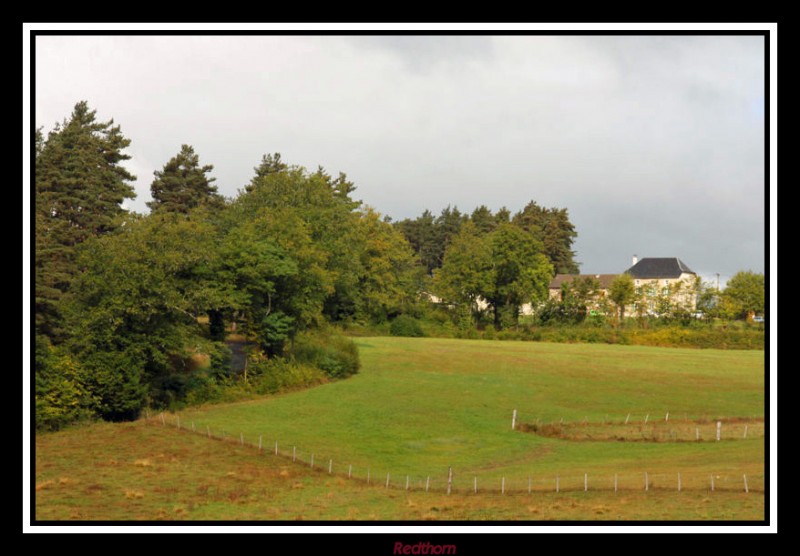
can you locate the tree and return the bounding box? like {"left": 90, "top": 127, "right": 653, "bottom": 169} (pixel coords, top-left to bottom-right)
{"left": 63, "top": 212, "right": 228, "bottom": 416}
{"left": 356, "top": 208, "right": 419, "bottom": 322}
{"left": 721, "top": 271, "right": 765, "bottom": 320}
{"left": 609, "top": 274, "right": 636, "bottom": 325}
{"left": 512, "top": 201, "right": 579, "bottom": 274}
{"left": 244, "top": 152, "right": 289, "bottom": 193}
{"left": 485, "top": 223, "right": 553, "bottom": 328}
{"left": 148, "top": 144, "right": 223, "bottom": 214}
{"left": 433, "top": 221, "right": 493, "bottom": 320}
{"left": 35, "top": 101, "right": 136, "bottom": 339}
{"left": 434, "top": 222, "right": 553, "bottom": 329}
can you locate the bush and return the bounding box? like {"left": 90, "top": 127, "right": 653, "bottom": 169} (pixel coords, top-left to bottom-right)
{"left": 35, "top": 336, "right": 95, "bottom": 431}
{"left": 389, "top": 315, "right": 425, "bottom": 337}
{"left": 292, "top": 331, "right": 361, "bottom": 378}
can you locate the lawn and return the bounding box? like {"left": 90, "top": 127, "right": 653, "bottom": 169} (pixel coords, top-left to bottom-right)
{"left": 35, "top": 337, "right": 765, "bottom": 520}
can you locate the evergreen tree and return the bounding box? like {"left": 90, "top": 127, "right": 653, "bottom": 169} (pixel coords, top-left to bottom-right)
{"left": 35, "top": 101, "right": 136, "bottom": 338}
{"left": 148, "top": 144, "right": 222, "bottom": 214}
{"left": 245, "top": 152, "right": 288, "bottom": 193}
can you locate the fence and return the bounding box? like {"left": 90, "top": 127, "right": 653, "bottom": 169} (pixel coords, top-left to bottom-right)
{"left": 147, "top": 412, "right": 764, "bottom": 495}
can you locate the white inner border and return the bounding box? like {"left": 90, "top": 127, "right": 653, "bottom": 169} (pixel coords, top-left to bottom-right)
{"left": 22, "top": 21, "right": 778, "bottom": 535}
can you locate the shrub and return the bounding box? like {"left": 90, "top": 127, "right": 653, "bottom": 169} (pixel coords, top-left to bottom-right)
{"left": 292, "top": 331, "right": 361, "bottom": 378}
{"left": 389, "top": 315, "right": 425, "bottom": 338}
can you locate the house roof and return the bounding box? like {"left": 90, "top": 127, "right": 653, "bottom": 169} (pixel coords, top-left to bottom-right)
{"left": 625, "top": 258, "right": 696, "bottom": 279}
{"left": 549, "top": 274, "right": 619, "bottom": 290}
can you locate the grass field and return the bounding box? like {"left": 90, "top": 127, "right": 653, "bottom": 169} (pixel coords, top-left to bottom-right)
{"left": 34, "top": 337, "right": 765, "bottom": 520}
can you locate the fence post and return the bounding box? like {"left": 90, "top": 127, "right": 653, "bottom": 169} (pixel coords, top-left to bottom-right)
{"left": 696, "top": 427, "right": 700, "bottom": 441}
{"left": 406, "top": 475, "right": 410, "bottom": 491}
{"left": 501, "top": 477, "right": 505, "bottom": 495}
{"left": 367, "top": 468, "right": 370, "bottom": 485}
{"left": 258, "top": 435, "right": 262, "bottom": 451}
{"left": 716, "top": 421, "right": 721, "bottom": 441}
{"left": 743, "top": 474, "right": 749, "bottom": 494}
{"left": 191, "top": 421, "right": 195, "bottom": 433}
{"left": 329, "top": 459, "right": 333, "bottom": 474}
{"left": 176, "top": 416, "right": 180, "bottom": 429}
{"left": 556, "top": 474, "right": 560, "bottom": 493}
{"left": 665, "top": 411, "right": 669, "bottom": 422}
{"left": 386, "top": 473, "right": 390, "bottom": 488}
{"left": 512, "top": 409, "right": 517, "bottom": 430}
{"left": 160, "top": 412, "right": 165, "bottom": 425}
{"left": 584, "top": 473, "right": 588, "bottom": 492}
{"left": 447, "top": 467, "right": 453, "bottom": 495}
{"left": 645, "top": 472, "right": 649, "bottom": 491}
{"left": 348, "top": 464, "right": 352, "bottom": 479}
{"left": 644, "top": 413, "right": 649, "bottom": 424}
{"left": 240, "top": 433, "right": 244, "bottom": 446}
{"left": 625, "top": 413, "right": 630, "bottom": 424}
{"left": 528, "top": 476, "right": 532, "bottom": 494}
{"left": 292, "top": 446, "right": 296, "bottom": 463}
{"left": 711, "top": 474, "right": 715, "bottom": 492}
{"left": 275, "top": 440, "right": 278, "bottom": 455}
{"left": 678, "top": 473, "right": 682, "bottom": 492}
{"left": 614, "top": 473, "right": 618, "bottom": 493}
{"left": 425, "top": 476, "right": 430, "bottom": 492}
{"left": 206, "top": 426, "right": 211, "bottom": 439}
{"left": 474, "top": 476, "right": 478, "bottom": 494}
{"left": 744, "top": 425, "right": 748, "bottom": 439}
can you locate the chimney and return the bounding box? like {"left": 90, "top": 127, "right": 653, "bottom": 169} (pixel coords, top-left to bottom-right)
{"left": 632, "top": 254, "right": 638, "bottom": 266}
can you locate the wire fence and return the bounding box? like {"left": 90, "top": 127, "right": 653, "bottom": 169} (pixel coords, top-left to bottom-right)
{"left": 147, "top": 412, "right": 764, "bottom": 495}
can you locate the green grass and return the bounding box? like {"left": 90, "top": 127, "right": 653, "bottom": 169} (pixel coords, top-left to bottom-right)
{"left": 176, "top": 338, "right": 764, "bottom": 485}
{"left": 36, "top": 337, "right": 765, "bottom": 520}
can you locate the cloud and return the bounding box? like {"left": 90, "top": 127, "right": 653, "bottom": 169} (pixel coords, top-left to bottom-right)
{"left": 34, "top": 34, "right": 765, "bottom": 276}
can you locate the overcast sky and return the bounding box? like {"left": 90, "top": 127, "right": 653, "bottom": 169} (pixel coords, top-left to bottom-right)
{"left": 34, "top": 35, "right": 766, "bottom": 283}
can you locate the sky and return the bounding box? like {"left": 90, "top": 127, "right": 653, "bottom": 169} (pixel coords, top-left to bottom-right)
{"left": 34, "top": 34, "right": 766, "bottom": 283}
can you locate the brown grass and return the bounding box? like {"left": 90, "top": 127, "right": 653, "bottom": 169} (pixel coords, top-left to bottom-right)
{"left": 34, "top": 420, "right": 764, "bottom": 521}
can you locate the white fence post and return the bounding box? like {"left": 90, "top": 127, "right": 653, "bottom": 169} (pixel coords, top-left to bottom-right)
{"left": 556, "top": 474, "right": 560, "bottom": 493}
{"left": 329, "top": 459, "right": 333, "bottom": 474}
{"left": 258, "top": 435, "right": 262, "bottom": 451}
{"left": 678, "top": 473, "right": 682, "bottom": 492}
{"left": 474, "top": 476, "right": 478, "bottom": 494}
{"left": 743, "top": 474, "right": 749, "bottom": 493}
{"left": 386, "top": 473, "right": 390, "bottom": 488}
{"left": 512, "top": 409, "right": 517, "bottom": 430}
{"left": 425, "top": 476, "right": 430, "bottom": 492}
{"left": 716, "top": 421, "right": 721, "bottom": 441}
{"left": 348, "top": 464, "right": 352, "bottom": 479}
{"left": 711, "top": 474, "right": 715, "bottom": 492}
{"left": 447, "top": 467, "right": 453, "bottom": 495}
{"left": 645, "top": 472, "right": 649, "bottom": 491}
{"left": 614, "top": 473, "right": 618, "bottom": 493}
{"left": 744, "top": 425, "right": 748, "bottom": 439}
{"left": 625, "top": 413, "right": 630, "bottom": 424}
{"left": 584, "top": 473, "right": 588, "bottom": 492}
{"left": 501, "top": 477, "right": 505, "bottom": 495}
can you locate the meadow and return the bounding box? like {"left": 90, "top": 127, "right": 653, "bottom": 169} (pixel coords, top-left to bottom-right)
{"left": 35, "top": 337, "right": 765, "bottom": 520}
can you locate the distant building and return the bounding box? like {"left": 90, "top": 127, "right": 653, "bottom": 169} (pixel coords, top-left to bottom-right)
{"left": 625, "top": 256, "right": 698, "bottom": 313}
{"left": 547, "top": 273, "right": 619, "bottom": 301}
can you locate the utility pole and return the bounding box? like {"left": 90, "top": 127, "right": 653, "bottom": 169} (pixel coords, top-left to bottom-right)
{"left": 715, "top": 273, "right": 720, "bottom": 292}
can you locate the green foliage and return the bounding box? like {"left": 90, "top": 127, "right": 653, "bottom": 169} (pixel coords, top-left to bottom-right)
{"left": 35, "top": 336, "right": 95, "bottom": 431}
{"left": 80, "top": 349, "right": 147, "bottom": 421}
{"left": 512, "top": 201, "right": 579, "bottom": 274}
{"left": 148, "top": 144, "right": 223, "bottom": 214}
{"left": 389, "top": 315, "right": 426, "bottom": 337}
{"left": 609, "top": 274, "right": 636, "bottom": 324}
{"left": 291, "top": 331, "right": 361, "bottom": 378}
{"left": 721, "top": 271, "right": 765, "bottom": 320}
{"left": 35, "top": 101, "right": 136, "bottom": 339}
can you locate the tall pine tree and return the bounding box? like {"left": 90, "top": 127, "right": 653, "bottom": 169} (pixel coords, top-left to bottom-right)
{"left": 148, "top": 144, "right": 222, "bottom": 214}
{"left": 35, "top": 101, "right": 136, "bottom": 339}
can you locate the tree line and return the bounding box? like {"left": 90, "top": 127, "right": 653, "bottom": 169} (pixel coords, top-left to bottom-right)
{"left": 34, "top": 102, "right": 580, "bottom": 429}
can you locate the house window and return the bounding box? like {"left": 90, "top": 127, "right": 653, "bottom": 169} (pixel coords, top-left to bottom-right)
{"left": 663, "top": 280, "right": 669, "bottom": 286}
{"left": 662, "top": 288, "right": 669, "bottom": 295}
{"left": 635, "top": 279, "right": 640, "bottom": 286}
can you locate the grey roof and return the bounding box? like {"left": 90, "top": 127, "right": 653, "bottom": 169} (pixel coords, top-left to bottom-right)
{"left": 625, "top": 258, "right": 696, "bottom": 279}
